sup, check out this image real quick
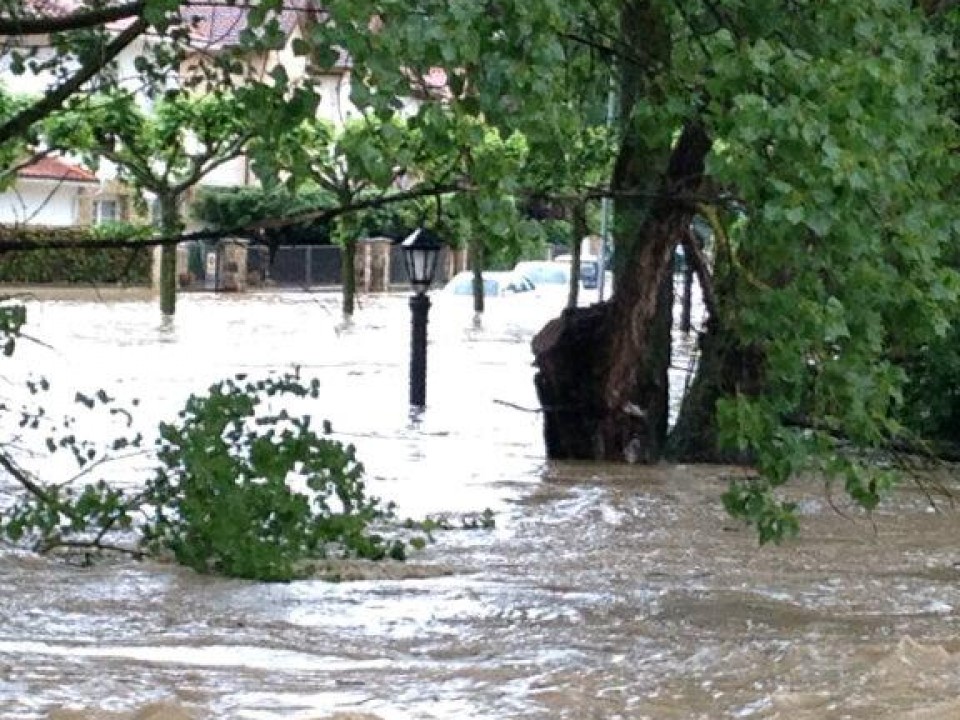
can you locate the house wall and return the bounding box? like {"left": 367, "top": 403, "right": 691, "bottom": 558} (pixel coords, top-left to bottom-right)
{"left": 269, "top": 26, "right": 308, "bottom": 82}
{"left": 115, "top": 37, "right": 154, "bottom": 104}
{"left": 198, "top": 156, "right": 250, "bottom": 188}
{"left": 315, "top": 72, "right": 358, "bottom": 125}
{"left": 0, "top": 182, "right": 82, "bottom": 226}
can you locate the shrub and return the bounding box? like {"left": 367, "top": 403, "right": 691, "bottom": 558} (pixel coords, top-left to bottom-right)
{"left": 141, "top": 373, "right": 402, "bottom": 581}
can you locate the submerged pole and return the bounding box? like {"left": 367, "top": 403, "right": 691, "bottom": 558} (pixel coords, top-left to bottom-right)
{"left": 409, "top": 292, "right": 431, "bottom": 408}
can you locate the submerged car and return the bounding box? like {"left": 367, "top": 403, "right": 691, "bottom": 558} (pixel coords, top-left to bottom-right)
{"left": 512, "top": 260, "right": 571, "bottom": 289}
{"left": 551, "top": 254, "right": 599, "bottom": 289}
{"left": 442, "top": 270, "right": 536, "bottom": 297}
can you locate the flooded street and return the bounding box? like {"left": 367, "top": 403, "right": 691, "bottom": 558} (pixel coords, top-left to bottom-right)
{"left": 1, "top": 290, "right": 959, "bottom": 720}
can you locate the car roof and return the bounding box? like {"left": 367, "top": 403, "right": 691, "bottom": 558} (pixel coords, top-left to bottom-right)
{"left": 450, "top": 270, "right": 523, "bottom": 280}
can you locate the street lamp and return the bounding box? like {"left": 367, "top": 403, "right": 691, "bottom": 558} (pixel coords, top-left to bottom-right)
{"left": 402, "top": 226, "right": 443, "bottom": 409}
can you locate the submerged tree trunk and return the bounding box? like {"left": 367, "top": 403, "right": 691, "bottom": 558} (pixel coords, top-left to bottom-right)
{"left": 533, "top": 123, "right": 710, "bottom": 462}
{"left": 668, "top": 215, "right": 767, "bottom": 462}
{"left": 533, "top": 1, "right": 714, "bottom": 462}
{"left": 335, "top": 215, "right": 357, "bottom": 318}
{"left": 534, "top": 0, "right": 683, "bottom": 462}
{"left": 341, "top": 238, "right": 356, "bottom": 317}
{"left": 158, "top": 193, "right": 180, "bottom": 317}
{"left": 667, "top": 317, "right": 763, "bottom": 462}
{"left": 469, "top": 239, "right": 485, "bottom": 315}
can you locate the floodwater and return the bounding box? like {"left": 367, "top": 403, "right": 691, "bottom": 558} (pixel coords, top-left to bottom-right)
{"left": 0, "top": 289, "right": 959, "bottom": 720}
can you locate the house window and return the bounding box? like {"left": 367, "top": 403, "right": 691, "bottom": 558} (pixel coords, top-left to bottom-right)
{"left": 94, "top": 199, "right": 119, "bottom": 225}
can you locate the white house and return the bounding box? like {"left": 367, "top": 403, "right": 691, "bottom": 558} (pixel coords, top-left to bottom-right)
{"left": 0, "top": 156, "right": 100, "bottom": 226}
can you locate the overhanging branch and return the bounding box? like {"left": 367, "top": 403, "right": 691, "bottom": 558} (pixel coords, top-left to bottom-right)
{"left": 0, "top": 181, "right": 741, "bottom": 255}
{"left": 249, "top": 180, "right": 466, "bottom": 230}
{"left": 0, "top": 16, "right": 148, "bottom": 146}
{"left": 0, "top": 2, "right": 144, "bottom": 35}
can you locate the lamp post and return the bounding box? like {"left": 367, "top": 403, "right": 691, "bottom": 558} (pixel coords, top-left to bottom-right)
{"left": 401, "top": 227, "right": 443, "bottom": 409}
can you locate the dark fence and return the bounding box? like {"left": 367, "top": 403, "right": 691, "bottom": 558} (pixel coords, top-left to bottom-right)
{"left": 269, "top": 243, "right": 460, "bottom": 289}
{"left": 269, "top": 246, "right": 342, "bottom": 287}
{"left": 179, "top": 239, "right": 467, "bottom": 293}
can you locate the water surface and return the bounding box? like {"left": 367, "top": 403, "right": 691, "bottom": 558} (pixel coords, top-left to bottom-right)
{"left": 0, "top": 290, "right": 958, "bottom": 720}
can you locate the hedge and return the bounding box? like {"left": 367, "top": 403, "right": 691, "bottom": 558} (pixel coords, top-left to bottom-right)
{"left": 0, "top": 224, "right": 152, "bottom": 284}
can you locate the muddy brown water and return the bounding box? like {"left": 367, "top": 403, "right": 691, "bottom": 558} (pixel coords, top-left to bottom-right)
{"left": 0, "top": 290, "right": 958, "bottom": 720}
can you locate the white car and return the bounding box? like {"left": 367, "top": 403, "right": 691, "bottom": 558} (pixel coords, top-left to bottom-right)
{"left": 442, "top": 271, "right": 536, "bottom": 297}
{"left": 552, "top": 254, "right": 599, "bottom": 289}
{"left": 512, "top": 260, "right": 571, "bottom": 289}
{"left": 516, "top": 257, "right": 613, "bottom": 303}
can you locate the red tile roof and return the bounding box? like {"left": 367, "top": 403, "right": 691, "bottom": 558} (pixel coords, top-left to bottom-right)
{"left": 18, "top": 156, "right": 98, "bottom": 184}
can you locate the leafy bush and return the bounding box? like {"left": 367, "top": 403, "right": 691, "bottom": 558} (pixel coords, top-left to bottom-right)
{"left": 0, "top": 384, "right": 144, "bottom": 553}
{"left": 141, "top": 373, "right": 404, "bottom": 581}
{"left": 191, "top": 186, "right": 333, "bottom": 246}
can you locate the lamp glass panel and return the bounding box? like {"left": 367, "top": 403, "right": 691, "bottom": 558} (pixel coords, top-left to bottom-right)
{"left": 402, "top": 228, "right": 442, "bottom": 291}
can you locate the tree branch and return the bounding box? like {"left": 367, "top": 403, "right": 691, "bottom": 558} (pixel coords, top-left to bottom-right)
{"left": 0, "top": 180, "right": 468, "bottom": 253}
{"left": 0, "top": 2, "right": 145, "bottom": 35}
{"left": 0, "top": 180, "right": 744, "bottom": 256}
{"left": 40, "top": 537, "right": 144, "bottom": 558}
{"left": 0, "top": 449, "right": 80, "bottom": 525}
{"left": 0, "top": 16, "right": 148, "bottom": 146}
{"left": 680, "top": 224, "right": 717, "bottom": 319}
{"left": 251, "top": 180, "right": 467, "bottom": 230}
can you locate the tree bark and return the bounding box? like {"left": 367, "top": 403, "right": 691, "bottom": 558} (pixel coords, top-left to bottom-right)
{"left": 0, "top": 2, "right": 144, "bottom": 35}
{"left": 668, "top": 209, "right": 767, "bottom": 462}
{"left": 341, "top": 237, "right": 356, "bottom": 317}
{"left": 470, "top": 239, "right": 485, "bottom": 315}
{"left": 334, "top": 215, "right": 357, "bottom": 317}
{"left": 533, "top": 304, "right": 608, "bottom": 458}
{"left": 680, "top": 261, "right": 694, "bottom": 334}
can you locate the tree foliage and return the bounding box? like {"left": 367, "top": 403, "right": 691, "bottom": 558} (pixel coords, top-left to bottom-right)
{"left": 0, "top": 0, "right": 958, "bottom": 545}
{"left": 143, "top": 374, "right": 405, "bottom": 581}
{"left": 692, "top": 2, "right": 959, "bottom": 537}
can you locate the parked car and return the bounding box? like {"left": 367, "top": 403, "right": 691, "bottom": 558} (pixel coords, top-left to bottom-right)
{"left": 442, "top": 270, "right": 536, "bottom": 297}
{"left": 552, "top": 254, "right": 599, "bottom": 289}
{"left": 512, "top": 260, "right": 570, "bottom": 289}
